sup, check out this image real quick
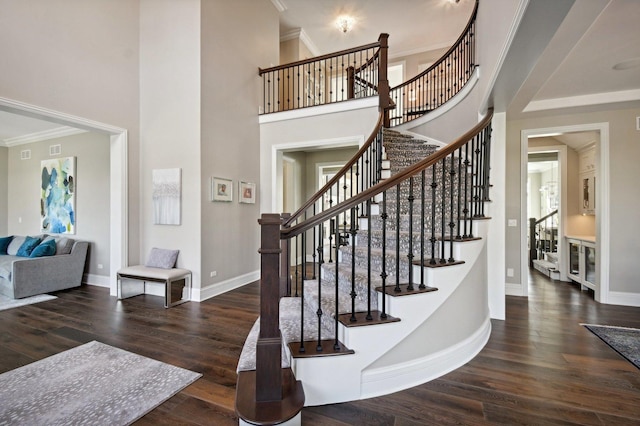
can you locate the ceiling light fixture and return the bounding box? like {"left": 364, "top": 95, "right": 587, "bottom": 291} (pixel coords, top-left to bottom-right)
{"left": 336, "top": 16, "right": 355, "bottom": 33}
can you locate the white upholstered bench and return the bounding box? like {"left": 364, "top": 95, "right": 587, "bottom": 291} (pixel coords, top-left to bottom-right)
{"left": 117, "top": 265, "right": 191, "bottom": 308}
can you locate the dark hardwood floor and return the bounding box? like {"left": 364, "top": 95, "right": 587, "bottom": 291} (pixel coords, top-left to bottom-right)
{"left": 1, "top": 270, "right": 639, "bottom": 425}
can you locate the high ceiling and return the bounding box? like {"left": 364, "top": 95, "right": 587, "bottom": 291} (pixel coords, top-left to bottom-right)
{"left": 2, "top": 0, "right": 639, "bottom": 144}
{"left": 277, "top": 0, "right": 476, "bottom": 58}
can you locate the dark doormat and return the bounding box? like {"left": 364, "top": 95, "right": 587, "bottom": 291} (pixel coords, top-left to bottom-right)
{"left": 583, "top": 324, "right": 640, "bottom": 369}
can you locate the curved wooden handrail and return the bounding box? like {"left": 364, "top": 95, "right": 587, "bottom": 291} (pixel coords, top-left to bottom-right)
{"left": 259, "top": 40, "right": 382, "bottom": 75}
{"left": 535, "top": 209, "right": 558, "bottom": 225}
{"left": 390, "top": 0, "right": 478, "bottom": 90}
{"left": 283, "top": 111, "right": 385, "bottom": 228}
{"left": 282, "top": 108, "right": 493, "bottom": 239}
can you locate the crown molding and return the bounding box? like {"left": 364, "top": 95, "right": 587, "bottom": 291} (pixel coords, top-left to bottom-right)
{"left": 270, "top": 0, "right": 287, "bottom": 13}
{"left": 280, "top": 28, "right": 320, "bottom": 57}
{"left": 523, "top": 89, "right": 640, "bottom": 113}
{"left": 3, "top": 126, "right": 87, "bottom": 147}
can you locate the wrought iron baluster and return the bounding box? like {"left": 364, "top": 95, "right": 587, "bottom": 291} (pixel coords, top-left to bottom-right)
{"left": 366, "top": 200, "right": 372, "bottom": 320}
{"left": 395, "top": 183, "right": 401, "bottom": 292}
{"left": 463, "top": 143, "right": 470, "bottom": 238}
{"left": 349, "top": 208, "right": 357, "bottom": 322}
{"left": 440, "top": 160, "right": 446, "bottom": 264}
{"left": 407, "top": 177, "right": 415, "bottom": 291}
{"left": 420, "top": 170, "right": 426, "bottom": 289}
{"left": 380, "top": 191, "right": 388, "bottom": 318}
{"left": 316, "top": 223, "right": 323, "bottom": 352}
{"left": 449, "top": 153, "right": 456, "bottom": 262}
{"left": 430, "top": 165, "right": 437, "bottom": 265}
{"left": 456, "top": 147, "right": 463, "bottom": 240}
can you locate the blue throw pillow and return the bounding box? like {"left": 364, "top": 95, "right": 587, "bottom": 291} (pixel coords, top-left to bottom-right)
{"left": 16, "top": 236, "right": 42, "bottom": 257}
{"left": 0, "top": 236, "right": 13, "bottom": 255}
{"left": 30, "top": 239, "right": 57, "bottom": 258}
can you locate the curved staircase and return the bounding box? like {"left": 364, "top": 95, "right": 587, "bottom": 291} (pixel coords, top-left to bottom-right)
{"left": 237, "top": 125, "right": 493, "bottom": 407}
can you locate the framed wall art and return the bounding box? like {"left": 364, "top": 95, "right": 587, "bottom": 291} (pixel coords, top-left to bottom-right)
{"left": 41, "top": 156, "right": 76, "bottom": 234}
{"left": 212, "top": 177, "right": 233, "bottom": 202}
{"left": 152, "top": 168, "right": 181, "bottom": 225}
{"left": 239, "top": 181, "right": 256, "bottom": 204}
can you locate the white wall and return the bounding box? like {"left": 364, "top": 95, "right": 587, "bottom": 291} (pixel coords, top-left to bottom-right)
{"left": 6, "top": 132, "right": 110, "bottom": 276}
{"left": 0, "top": 147, "right": 7, "bottom": 236}
{"left": 139, "top": 0, "right": 202, "bottom": 288}
{"left": 0, "top": 0, "right": 141, "bottom": 265}
{"left": 260, "top": 101, "right": 380, "bottom": 214}
{"left": 200, "top": 0, "right": 280, "bottom": 299}
{"left": 506, "top": 105, "right": 640, "bottom": 300}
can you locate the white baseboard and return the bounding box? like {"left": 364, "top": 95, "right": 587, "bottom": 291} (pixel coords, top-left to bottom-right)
{"left": 606, "top": 291, "right": 640, "bottom": 307}
{"left": 506, "top": 282, "right": 525, "bottom": 296}
{"left": 84, "top": 273, "right": 110, "bottom": 288}
{"left": 194, "top": 270, "right": 260, "bottom": 302}
{"left": 361, "top": 316, "right": 491, "bottom": 399}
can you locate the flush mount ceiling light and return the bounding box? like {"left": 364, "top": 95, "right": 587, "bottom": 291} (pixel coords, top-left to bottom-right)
{"left": 336, "top": 16, "right": 355, "bottom": 33}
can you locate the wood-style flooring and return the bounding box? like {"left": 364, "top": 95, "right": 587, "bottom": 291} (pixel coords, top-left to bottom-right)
{"left": 1, "top": 270, "right": 639, "bottom": 425}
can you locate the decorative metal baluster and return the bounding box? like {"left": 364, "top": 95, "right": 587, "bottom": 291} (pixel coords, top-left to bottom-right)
{"left": 349, "top": 208, "right": 357, "bottom": 322}
{"left": 407, "top": 177, "right": 415, "bottom": 291}
{"left": 334, "top": 214, "right": 340, "bottom": 351}
{"left": 456, "top": 147, "right": 463, "bottom": 240}
{"left": 463, "top": 143, "right": 470, "bottom": 238}
{"left": 366, "top": 200, "right": 373, "bottom": 320}
{"left": 380, "top": 191, "right": 388, "bottom": 318}
{"left": 484, "top": 126, "right": 493, "bottom": 203}
{"left": 328, "top": 188, "right": 334, "bottom": 263}
{"left": 419, "top": 170, "right": 426, "bottom": 289}
{"left": 468, "top": 137, "right": 476, "bottom": 238}
{"left": 312, "top": 204, "right": 317, "bottom": 278}
{"left": 449, "top": 153, "right": 456, "bottom": 262}
{"left": 316, "top": 224, "right": 323, "bottom": 352}
{"left": 294, "top": 234, "right": 299, "bottom": 297}
{"left": 394, "top": 183, "right": 401, "bottom": 292}
{"left": 302, "top": 212, "right": 307, "bottom": 279}
{"left": 440, "top": 160, "right": 446, "bottom": 264}
{"left": 473, "top": 134, "right": 481, "bottom": 218}
{"left": 430, "top": 165, "right": 437, "bottom": 264}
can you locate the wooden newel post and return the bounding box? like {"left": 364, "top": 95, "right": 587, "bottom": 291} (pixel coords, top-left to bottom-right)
{"left": 256, "top": 213, "right": 283, "bottom": 402}
{"left": 281, "top": 213, "right": 292, "bottom": 297}
{"left": 347, "top": 66, "right": 355, "bottom": 99}
{"left": 377, "top": 33, "right": 392, "bottom": 128}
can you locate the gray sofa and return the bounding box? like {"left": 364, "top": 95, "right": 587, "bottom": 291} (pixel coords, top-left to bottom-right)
{"left": 0, "top": 235, "right": 89, "bottom": 299}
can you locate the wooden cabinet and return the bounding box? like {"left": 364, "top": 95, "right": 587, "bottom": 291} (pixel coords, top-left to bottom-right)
{"left": 567, "top": 237, "right": 596, "bottom": 290}
{"left": 579, "top": 146, "right": 596, "bottom": 215}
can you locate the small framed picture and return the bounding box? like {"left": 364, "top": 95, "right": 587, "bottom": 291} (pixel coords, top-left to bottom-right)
{"left": 212, "top": 177, "right": 233, "bottom": 202}
{"left": 239, "top": 181, "right": 256, "bottom": 204}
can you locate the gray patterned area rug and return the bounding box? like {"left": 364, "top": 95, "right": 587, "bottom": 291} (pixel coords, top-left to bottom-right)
{"left": 583, "top": 324, "right": 640, "bottom": 369}
{"left": 0, "top": 294, "right": 57, "bottom": 311}
{"left": 0, "top": 341, "right": 201, "bottom": 425}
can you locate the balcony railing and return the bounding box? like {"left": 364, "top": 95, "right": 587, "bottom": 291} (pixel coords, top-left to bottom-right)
{"left": 259, "top": 34, "right": 390, "bottom": 115}
{"left": 388, "top": 0, "right": 478, "bottom": 126}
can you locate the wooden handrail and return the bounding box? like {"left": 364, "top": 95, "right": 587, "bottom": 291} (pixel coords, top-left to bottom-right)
{"left": 282, "top": 111, "right": 385, "bottom": 228}
{"left": 282, "top": 108, "right": 494, "bottom": 240}
{"left": 259, "top": 40, "right": 382, "bottom": 75}
{"left": 390, "top": 0, "right": 478, "bottom": 90}
{"left": 534, "top": 209, "right": 558, "bottom": 225}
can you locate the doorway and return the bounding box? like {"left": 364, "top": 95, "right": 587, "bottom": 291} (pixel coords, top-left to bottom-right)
{"left": 520, "top": 123, "right": 609, "bottom": 302}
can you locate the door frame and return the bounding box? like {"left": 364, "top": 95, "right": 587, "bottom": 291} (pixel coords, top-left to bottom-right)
{"left": 520, "top": 122, "right": 609, "bottom": 302}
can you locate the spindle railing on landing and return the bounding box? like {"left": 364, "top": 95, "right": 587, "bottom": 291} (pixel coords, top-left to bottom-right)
{"left": 389, "top": 0, "right": 478, "bottom": 126}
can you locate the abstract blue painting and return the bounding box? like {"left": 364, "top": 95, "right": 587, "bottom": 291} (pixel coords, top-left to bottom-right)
{"left": 41, "top": 157, "right": 76, "bottom": 234}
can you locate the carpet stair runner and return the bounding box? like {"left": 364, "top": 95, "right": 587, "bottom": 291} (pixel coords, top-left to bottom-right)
{"left": 237, "top": 128, "right": 470, "bottom": 371}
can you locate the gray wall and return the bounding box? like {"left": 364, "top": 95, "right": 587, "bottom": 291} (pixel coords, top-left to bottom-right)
{"left": 6, "top": 132, "right": 110, "bottom": 276}
{"left": 506, "top": 105, "right": 640, "bottom": 295}
{"left": 200, "top": 0, "right": 279, "bottom": 291}
{"left": 0, "top": 0, "right": 141, "bottom": 264}
{"left": 0, "top": 147, "right": 7, "bottom": 235}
